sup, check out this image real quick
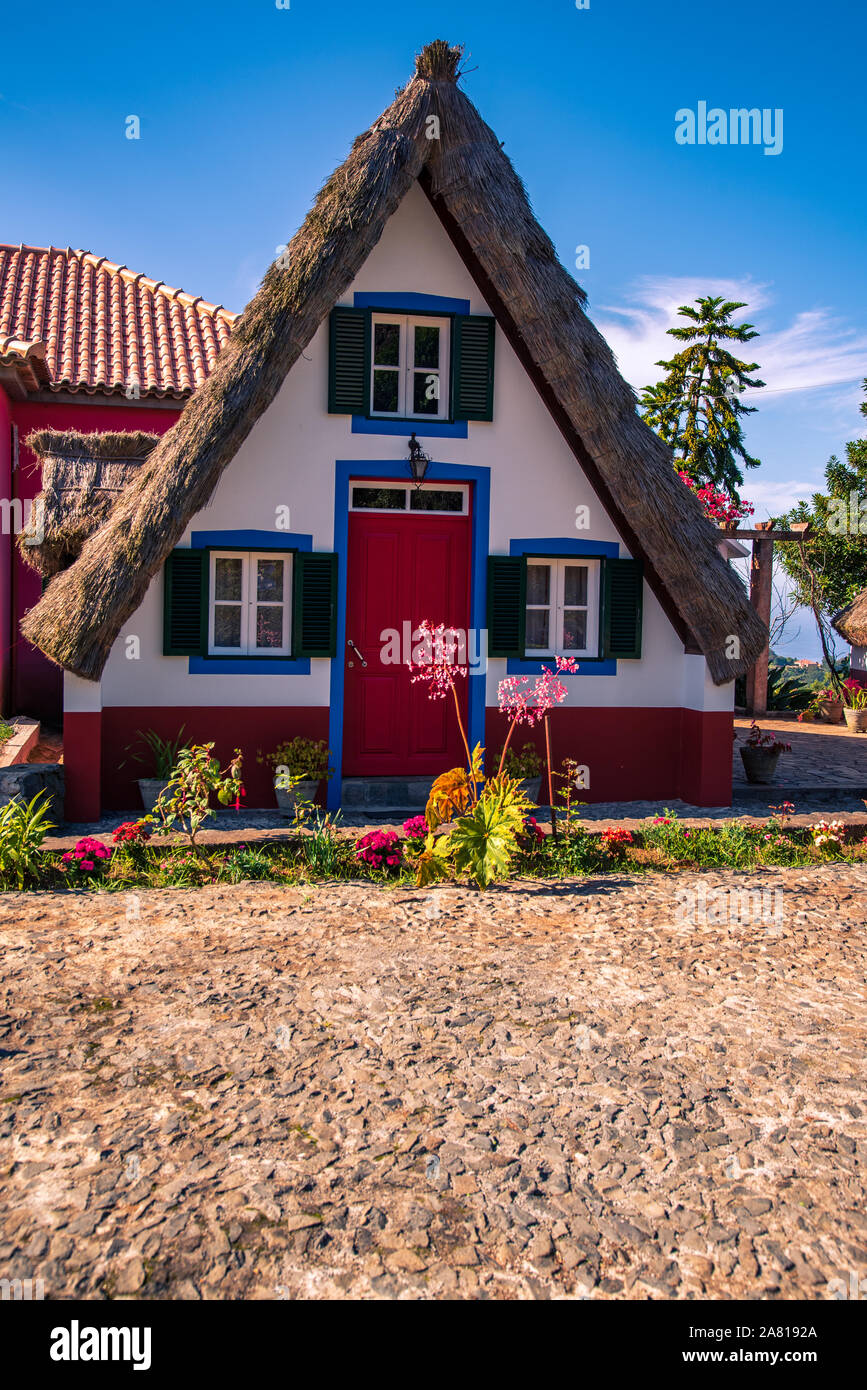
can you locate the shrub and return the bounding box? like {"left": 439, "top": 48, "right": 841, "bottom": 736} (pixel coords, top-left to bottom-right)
{"left": 355, "top": 829, "right": 403, "bottom": 871}
{"left": 0, "top": 792, "right": 55, "bottom": 889}
{"left": 496, "top": 742, "right": 542, "bottom": 779}
{"left": 0, "top": 721, "right": 14, "bottom": 746}
{"left": 123, "top": 727, "right": 188, "bottom": 780}
{"left": 402, "top": 815, "right": 428, "bottom": 841}
{"left": 259, "top": 738, "right": 332, "bottom": 780}
{"left": 153, "top": 744, "right": 243, "bottom": 854}
{"left": 60, "top": 836, "right": 113, "bottom": 882}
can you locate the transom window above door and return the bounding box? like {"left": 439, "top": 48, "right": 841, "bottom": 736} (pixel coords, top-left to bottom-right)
{"left": 525, "top": 557, "right": 600, "bottom": 658}
{"left": 209, "top": 551, "right": 291, "bottom": 656}
{"left": 370, "top": 314, "right": 450, "bottom": 420}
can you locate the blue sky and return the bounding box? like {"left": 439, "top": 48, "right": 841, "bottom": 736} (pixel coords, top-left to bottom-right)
{"left": 3, "top": 0, "right": 864, "bottom": 658}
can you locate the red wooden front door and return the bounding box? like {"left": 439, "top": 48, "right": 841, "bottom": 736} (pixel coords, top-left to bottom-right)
{"left": 343, "top": 504, "right": 471, "bottom": 776}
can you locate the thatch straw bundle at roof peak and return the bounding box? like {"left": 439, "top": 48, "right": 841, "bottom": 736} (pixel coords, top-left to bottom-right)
{"left": 415, "top": 40, "right": 465, "bottom": 83}
{"left": 21, "top": 39, "right": 766, "bottom": 685}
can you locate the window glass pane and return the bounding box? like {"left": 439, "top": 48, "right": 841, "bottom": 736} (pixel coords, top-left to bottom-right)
{"left": 414, "top": 324, "right": 440, "bottom": 369}
{"left": 373, "top": 369, "right": 399, "bottom": 413}
{"left": 214, "top": 605, "right": 242, "bottom": 648}
{"left": 409, "top": 489, "right": 464, "bottom": 512}
{"left": 255, "top": 607, "right": 285, "bottom": 649}
{"left": 564, "top": 565, "right": 588, "bottom": 607}
{"left": 373, "top": 322, "right": 400, "bottom": 366}
{"left": 526, "top": 564, "right": 551, "bottom": 606}
{"left": 413, "top": 371, "right": 440, "bottom": 415}
{"left": 351, "top": 486, "right": 406, "bottom": 510}
{"left": 525, "top": 609, "right": 550, "bottom": 650}
{"left": 563, "top": 609, "right": 587, "bottom": 651}
{"left": 214, "top": 557, "right": 242, "bottom": 602}
{"left": 257, "top": 558, "right": 284, "bottom": 602}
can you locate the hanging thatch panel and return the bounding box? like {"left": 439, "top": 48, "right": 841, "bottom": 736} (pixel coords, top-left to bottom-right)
{"left": 19, "top": 429, "right": 158, "bottom": 577}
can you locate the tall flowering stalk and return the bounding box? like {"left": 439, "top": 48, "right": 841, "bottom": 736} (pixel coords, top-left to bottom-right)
{"left": 497, "top": 656, "right": 578, "bottom": 835}
{"left": 408, "top": 621, "right": 474, "bottom": 796}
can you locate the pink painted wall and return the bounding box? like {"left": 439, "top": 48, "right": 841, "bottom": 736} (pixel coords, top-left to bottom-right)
{"left": 0, "top": 385, "right": 12, "bottom": 716}
{"left": 10, "top": 398, "right": 181, "bottom": 721}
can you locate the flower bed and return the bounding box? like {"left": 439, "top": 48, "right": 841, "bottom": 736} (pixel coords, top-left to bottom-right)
{"left": 3, "top": 806, "right": 866, "bottom": 893}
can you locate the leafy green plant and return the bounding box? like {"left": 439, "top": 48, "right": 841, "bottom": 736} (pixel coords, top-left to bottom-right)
{"left": 152, "top": 744, "right": 243, "bottom": 855}
{"left": 0, "top": 721, "right": 14, "bottom": 747}
{"left": 123, "top": 727, "right": 188, "bottom": 780}
{"left": 496, "top": 741, "right": 542, "bottom": 779}
{"left": 258, "top": 738, "right": 332, "bottom": 780}
{"left": 0, "top": 792, "right": 55, "bottom": 889}
{"left": 296, "top": 809, "right": 345, "bottom": 878}
{"left": 428, "top": 775, "right": 532, "bottom": 889}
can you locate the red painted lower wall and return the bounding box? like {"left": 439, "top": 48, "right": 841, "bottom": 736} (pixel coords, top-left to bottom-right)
{"left": 64, "top": 711, "right": 102, "bottom": 821}
{"left": 485, "top": 706, "right": 733, "bottom": 807}
{"left": 62, "top": 703, "right": 732, "bottom": 819}
{"left": 99, "top": 706, "right": 331, "bottom": 813}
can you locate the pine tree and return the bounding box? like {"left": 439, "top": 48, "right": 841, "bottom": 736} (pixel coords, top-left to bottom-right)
{"left": 639, "top": 296, "right": 765, "bottom": 499}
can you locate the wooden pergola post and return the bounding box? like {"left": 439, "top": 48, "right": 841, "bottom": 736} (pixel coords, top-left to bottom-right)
{"left": 745, "top": 522, "right": 774, "bottom": 716}
{"left": 720, "top": 522, "right": 811, "bottom": 717}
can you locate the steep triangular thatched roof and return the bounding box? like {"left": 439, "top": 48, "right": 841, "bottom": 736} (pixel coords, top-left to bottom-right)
{"left": 832, "top": 590, "right": 867, "bottom": 647}
{"left": 22, "top": 39, "right": 765, "bottom": 685}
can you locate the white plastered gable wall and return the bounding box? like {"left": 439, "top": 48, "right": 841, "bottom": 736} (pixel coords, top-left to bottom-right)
{"left": 76, "top": 181, "right": 731, "bottom": 718}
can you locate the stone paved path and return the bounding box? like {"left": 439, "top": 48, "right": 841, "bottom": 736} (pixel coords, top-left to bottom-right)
{"left": 1, "top": 868, "right": 865, "bottom": 1300}
{"left": 733, "top": 715, "right": 867, "bottom": 791}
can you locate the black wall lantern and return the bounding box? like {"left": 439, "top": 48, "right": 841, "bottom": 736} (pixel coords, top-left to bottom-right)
{"left": 407, "top": 432, "right": 430, "bottom": 487}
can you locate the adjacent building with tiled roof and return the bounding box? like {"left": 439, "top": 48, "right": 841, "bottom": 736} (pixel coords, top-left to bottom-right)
{"left": 0, "top": 244, "right": 236, "bottom": 399}
{"left": 1, "top": 242, "right": 237, "bottom": 722}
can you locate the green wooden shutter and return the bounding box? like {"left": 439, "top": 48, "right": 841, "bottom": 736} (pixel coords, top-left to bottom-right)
{"left": 328, "top": 307, "right": 369, "bottom": 414}
{"left": 293, "top": 552, "right": 338, "bottom": 657}
{"left": 163, "top": 549, "right": 207, "bottom": 655}
{"left": 453, "top": 315, "right": 495, "bottom": 421}
{"left": 602, "top": 558, "right": 643, "bottom": 659}
{"left": 487, "top": 556, "right": 526, "bottom": 658}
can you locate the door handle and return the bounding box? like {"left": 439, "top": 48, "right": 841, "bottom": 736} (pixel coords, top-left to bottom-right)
{"left": 347, "top": 638, "right": 367, "bottom": 668}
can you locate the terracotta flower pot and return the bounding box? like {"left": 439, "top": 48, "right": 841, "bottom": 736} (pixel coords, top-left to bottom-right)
{"left": 740, "top": 746, "right": 782, "bottom": 784}
{"left": 844, "top": 707, "right": 867, "bottom": 733}
{"left": 816, "top": 697, "right": 843, "bottom": 724}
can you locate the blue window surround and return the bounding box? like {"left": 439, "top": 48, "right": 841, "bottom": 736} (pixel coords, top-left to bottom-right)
{"left": 187, "top": 529, "right": 312, "bottom": 674}
{"left": 327, "top": 459, "right": 491, "bottom": 812}
{"left": 350, "top": 292, "right": 471, "bottom": 439}
{"left": 507, "top": 538, "right": 620, "bottom": 676}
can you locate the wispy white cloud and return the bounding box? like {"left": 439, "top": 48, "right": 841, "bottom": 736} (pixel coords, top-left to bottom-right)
{"left": 593, "top": 276, "right": 867, "bottom": 414}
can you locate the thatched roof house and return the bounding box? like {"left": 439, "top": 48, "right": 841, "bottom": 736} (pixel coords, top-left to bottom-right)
{"left": 22, "top": 39, "right": 764, "bottom": 687}
{"left": 832, "top": 591, "right": 867, "bottom": 649}
{"left": 19, "top": 429, "right": 158, "bottom": 578}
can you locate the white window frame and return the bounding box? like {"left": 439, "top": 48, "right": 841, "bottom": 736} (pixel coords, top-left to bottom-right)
{"left": 369, "top": 313, "right": 451, "bottom": 421}
{"left": 525, "top": 557, "right": 600, "bottom": 659}
{"left": 348, "top": 482, "right": 469, "bottom": 515}
{"left": 208, "top": 550, "right": 292, "bottom": 657}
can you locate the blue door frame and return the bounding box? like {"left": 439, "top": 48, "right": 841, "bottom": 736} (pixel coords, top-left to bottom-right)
{"left": 327, "top": 459, "right": 491, "bottom": 811}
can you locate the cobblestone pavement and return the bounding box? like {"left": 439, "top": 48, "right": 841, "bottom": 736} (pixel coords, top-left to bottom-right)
{"left": 1, "top": 867, "right": 865, "bottom": 1301}
{"left": 733, "top": 715, "right": 867, "bottom": 791}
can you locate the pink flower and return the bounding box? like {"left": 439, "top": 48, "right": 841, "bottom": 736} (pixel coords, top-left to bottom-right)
{"left": 498, "top": 658, "right": 577, "bottom": 728}
{"left": 408, "top": 621, "right": 468, "bottom": 699}
{"left": 403, "top": 815, "right": 428, "bottom": 840}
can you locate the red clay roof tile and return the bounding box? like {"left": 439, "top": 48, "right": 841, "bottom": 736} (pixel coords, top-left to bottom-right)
{"left": 0, "top": 243, "right": 237, "bottom": 397}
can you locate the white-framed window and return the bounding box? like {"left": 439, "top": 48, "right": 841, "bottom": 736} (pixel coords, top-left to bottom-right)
{"left": 525, "top": 557, "right": 600, "bottom": 658}
{"left": 348, "top": 482, "right": 469, "bottom": 515}
{"left": 370, "top": 313, "right": 450, "bottom": 420}
{"left": 208, "top": 551, "right": 292, "bottom": 656}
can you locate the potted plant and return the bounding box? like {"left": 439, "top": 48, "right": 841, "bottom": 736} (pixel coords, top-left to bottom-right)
{"left": 258, "top": 737, "right": 332, "bottom": 815}
{"left": 808, "top": 687, "right": 844, "bottom": 724}
{"left": 842, "top": 678, "right": 867, "bottom": 732}
{"left": 739, "top": 722, "right": 792, "bottom": 784}
{"left": 497, "top": 741, "right": 544, "bottom": 805}
{"left": 123, "top": 727, "right": 188, "bottom": 811}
